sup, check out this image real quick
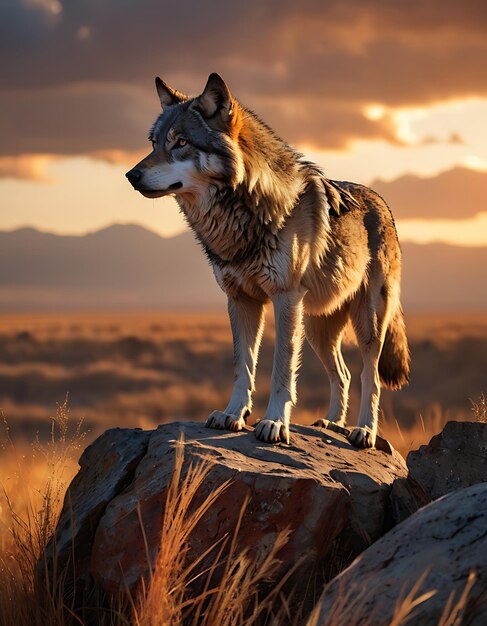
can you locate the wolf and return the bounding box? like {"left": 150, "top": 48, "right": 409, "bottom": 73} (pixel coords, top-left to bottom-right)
{"left": 126, "top": 73, "right": 410, "bottom": 448}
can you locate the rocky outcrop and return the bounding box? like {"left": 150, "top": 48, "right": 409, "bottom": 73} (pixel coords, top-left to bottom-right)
{"left": 314, "top": 482, "right": 487, "bottom": 626}
{"left": 40, "top": 421, "right": 420, "bottom": 609}
{"left": 407, "top": 421, "right": 487, "bottom": 500}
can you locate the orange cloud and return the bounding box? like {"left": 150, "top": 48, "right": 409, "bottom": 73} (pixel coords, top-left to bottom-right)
{"left": 1, "top": 1, "right": 486, "bottom": 157}
{"left": 89, "top": 149, "right": 147, "bottom": 166}
{"left": 0, "top": 154, "right": 58, "bottom": 182}
{"left": 23, "top": 0, "right": 62, "bottom": 16}
{"left": 370, "top": 166, "right": 487, "bottom": 220}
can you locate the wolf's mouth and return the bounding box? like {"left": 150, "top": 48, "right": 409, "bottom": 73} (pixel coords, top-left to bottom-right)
{"left": 136, "top": 182, "right": 183, "bottom": 197}
{"left": 165, "top": 182, "right": 183, "bottom": 191}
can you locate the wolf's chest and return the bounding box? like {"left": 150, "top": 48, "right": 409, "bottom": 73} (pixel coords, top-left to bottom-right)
{"left": 182, "top": 199, "right": 257, "bottom": 261}
{"left": 208, "top": 237, "right": 298, "bottom": 301}
{"left": 210, "top": 261, "right": 267, "bottom": 301}
{"left": 180, "top": 193, "right": 301, "bottom": 298}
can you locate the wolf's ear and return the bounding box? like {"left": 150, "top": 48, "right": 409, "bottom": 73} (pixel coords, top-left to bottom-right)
{"left": 195, "top": 73, "right": 233, "bottom": 121}
{"left": 155, "top": 77, "right": 186, "bottom": 110}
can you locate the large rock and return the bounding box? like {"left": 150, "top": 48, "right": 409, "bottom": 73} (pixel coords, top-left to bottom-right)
{"left": 314, "top": 482, "right": 487, "bottom": 626}
{"left": 407, "top": 421, "right": 487, "bottom": 500}
{"left": 41, "top": 421, "right": 420, "bottom": 610}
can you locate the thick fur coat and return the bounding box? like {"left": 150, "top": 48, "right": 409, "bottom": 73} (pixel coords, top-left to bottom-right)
{"left": 126, "top": 73, "right": 410, "bottom": 448}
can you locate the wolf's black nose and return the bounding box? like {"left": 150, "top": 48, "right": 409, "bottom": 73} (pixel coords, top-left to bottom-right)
{"left": 126, "top": 168, "right": 143, "bottom": 184}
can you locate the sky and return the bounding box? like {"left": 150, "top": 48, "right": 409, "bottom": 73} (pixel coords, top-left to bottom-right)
{"left": 1, "top": 0, "right": 487, "bottom": 246}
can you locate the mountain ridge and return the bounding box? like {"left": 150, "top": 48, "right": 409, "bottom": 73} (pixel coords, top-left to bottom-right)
{"left": 0, "top": 224, "right": 485, "bottom": 312}
{"left": 369, "top": 166, "right": 487, "bottom": 220}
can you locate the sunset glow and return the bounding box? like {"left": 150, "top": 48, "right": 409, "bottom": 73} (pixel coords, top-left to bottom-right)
{"left": 1, "top": 0, "right": 486, "bottom": 246}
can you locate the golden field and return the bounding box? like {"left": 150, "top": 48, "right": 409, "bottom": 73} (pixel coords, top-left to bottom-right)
{"left": 0, "top": 311, "right": 485, "bottom": 455}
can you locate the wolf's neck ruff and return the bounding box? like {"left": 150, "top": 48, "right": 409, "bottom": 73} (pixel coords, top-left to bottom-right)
{"left": 235, "top": 108, "right": 306, "bottom": 224}
{"left": 176, "top": 182, "right": 289, "bottom": 265}
{"left": 175, "top": 107, "right": 310, "bottom": 264}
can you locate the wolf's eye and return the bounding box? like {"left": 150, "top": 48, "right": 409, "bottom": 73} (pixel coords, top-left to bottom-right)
{"left": 175, "top": 138, "right": 187, "bottom": 148}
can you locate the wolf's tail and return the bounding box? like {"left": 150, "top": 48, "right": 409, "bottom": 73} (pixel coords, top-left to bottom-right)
{"left": 379, "top": 305, "right": 410, "bottom": 390}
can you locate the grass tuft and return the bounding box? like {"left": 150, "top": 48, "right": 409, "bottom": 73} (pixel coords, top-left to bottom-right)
{"left": 470, "top": 392, "right": 486, "bottom": 422}
{"left": 0, "top": 397, "right": 86, "bottom": 626}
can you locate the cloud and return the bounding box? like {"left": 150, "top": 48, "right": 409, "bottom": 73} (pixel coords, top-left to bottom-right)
{"left": 0, "top": 84, "right": 157, "bottom": 157}
{"left": 2, "top": 0, "right": 485, "bottom": 99}
{"left": 22, "top": 0, "right": 62, "bottom": 17}
{"left": 88, "top": 149, "right": 147, "bottom": 166}
{"left": 370, "top": 166, "right": 487, "bottom": 220}
{"left": 0, "top": 154, "right": 58, "bottom": 181}
{"left": 0, "top": 0, "right": 486, "bottom": 156}
{"left": 77, "top": 25, "right": 91, "bottom": 40}
{"left": 252, "top": 98, "right": 402, "bottom": 149}
{"left": 0, "top": 149, "right": 147, "bottom": 182}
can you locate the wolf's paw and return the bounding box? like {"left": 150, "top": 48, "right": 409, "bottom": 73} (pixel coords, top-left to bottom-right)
{"left": 254, "top": 419, "right": 289, "bottom": 444}
{"left": 312, "top": 418, "right": 348, "bottom": 436}
{"left": 348, "top": 426, "right": 376, "bottom": 449}
{"left": 205, "top": 410, "right": 246, "bottom": 431}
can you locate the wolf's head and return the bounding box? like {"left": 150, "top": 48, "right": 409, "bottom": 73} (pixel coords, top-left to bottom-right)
{"left": 126, "top": 73, "right": 244, "bottom": 200}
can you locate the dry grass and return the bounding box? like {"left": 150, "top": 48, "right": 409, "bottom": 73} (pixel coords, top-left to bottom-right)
{"left": 305, "top": 569, "right": 477, "bottom": 626}
{"left": 379, "top": 403, "right": 450, "bottom": 459}
{"left": 380, "top": 392, "right": 487, "bottom": 458}
{"left": 0, "top": 398, "right": 85, "bottom": 626}
{"left": 470, "top": 392, "right": 486, "bottom": 422}
{"left": 1, "top": 399, "right": 484, "bottom": 625}
{"left": 133, "top": 439, "right": 295, "bottom": 626}
{"left": 0, "top": 311, "right": 485, "bottom": 445}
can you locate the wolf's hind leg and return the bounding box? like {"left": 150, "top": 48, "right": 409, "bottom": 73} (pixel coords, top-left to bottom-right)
{"left": 304, "top": 306, "right": 350, "bottom": 428}
{"left": 206, "top": 295, "right": 265, "bottom": 432}
{"left": 255, "top": 290, "right": 305, "bottom": 445}
{"left": 349, "top": 280, "right": 393, "bottom": 448}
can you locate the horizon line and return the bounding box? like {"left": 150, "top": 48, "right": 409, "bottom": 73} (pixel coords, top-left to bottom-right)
{"left": 1, "top": 222, "right": 486, "bottom": 249}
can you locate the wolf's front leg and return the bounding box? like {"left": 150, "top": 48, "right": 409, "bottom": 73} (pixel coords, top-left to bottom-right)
{"left": 206, "top": 295, "right": 265, "bottom": 432}
{"left": 255, "top": 291, "right": 305, "bottom": 445}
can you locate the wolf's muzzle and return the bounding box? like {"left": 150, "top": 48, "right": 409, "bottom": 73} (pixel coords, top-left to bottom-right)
{"left": 125, "top": 168, "right": 143, "bottom": 186}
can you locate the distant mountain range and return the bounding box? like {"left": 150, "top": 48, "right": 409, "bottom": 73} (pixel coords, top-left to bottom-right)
{"left": 369, "top": 166, "right": 487, "bottom": 220}
{"left": 0, "top": 224, "right": 485, "bottom": 312}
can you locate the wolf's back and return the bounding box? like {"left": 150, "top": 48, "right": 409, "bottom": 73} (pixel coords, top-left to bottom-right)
{"left": 379, "top": 305, "right": 410, "bottom": 390}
